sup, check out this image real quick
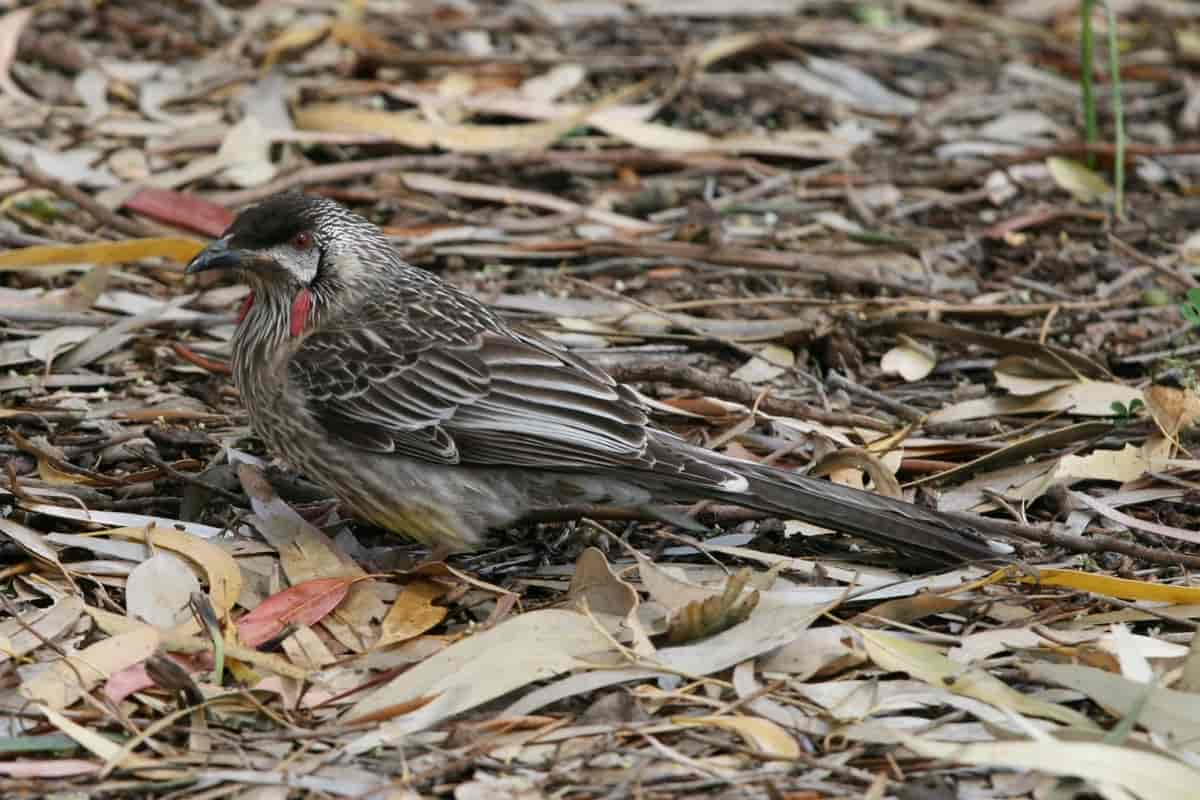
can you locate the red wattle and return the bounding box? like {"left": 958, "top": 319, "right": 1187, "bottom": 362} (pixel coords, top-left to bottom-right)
{"left": 290, "top": 289, "right": 313, "bottom": 337}
{"left": 237, "top": 291, "right": 255, "bottom": 323}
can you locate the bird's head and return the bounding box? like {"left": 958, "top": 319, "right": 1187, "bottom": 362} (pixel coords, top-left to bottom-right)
{"left": 186, "top": 192, "right": 391, "bottom": 336}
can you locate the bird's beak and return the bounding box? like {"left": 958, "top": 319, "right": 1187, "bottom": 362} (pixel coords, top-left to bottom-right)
{"left": 186, "top": 236, "right": 242, "bottom": 275}
{"left": 186, "top": 236, "right": 276, "bottom": 276}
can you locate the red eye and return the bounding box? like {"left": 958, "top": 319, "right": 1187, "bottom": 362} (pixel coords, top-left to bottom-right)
{"left": 291, "top": 230, "right": 314, "bottom": 250}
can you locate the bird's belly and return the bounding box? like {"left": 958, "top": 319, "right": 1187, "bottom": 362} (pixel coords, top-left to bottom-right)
{"left": 237, "top": 380, "right": 644, "bottom": 550}
{"left": 329, "top": 457, "right": 532, "bottom": 551}
{"left": 257, "top": 417, "right": 529, "bottom": 551}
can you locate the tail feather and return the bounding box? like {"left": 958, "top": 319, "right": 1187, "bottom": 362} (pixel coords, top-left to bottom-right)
{"left": 646, "top": 438, "right": 1001, "bottom": 565}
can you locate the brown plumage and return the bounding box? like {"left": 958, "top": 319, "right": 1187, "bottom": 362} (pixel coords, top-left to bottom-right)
{"left": 187, "top": 192, "right": 1005, "bottom": 564}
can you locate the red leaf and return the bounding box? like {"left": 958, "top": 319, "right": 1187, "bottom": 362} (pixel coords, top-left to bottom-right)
{"left": 237, "top": 577, "right": 354, "bottom": 647}
{"left": 104, "top": 653, "right": 205, "bottom": 705}
{"left": 122, "top": 188, "right": 235, "bottom": 237}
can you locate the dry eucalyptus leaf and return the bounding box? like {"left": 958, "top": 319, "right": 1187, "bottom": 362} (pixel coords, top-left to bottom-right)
{"left": 808, "top": 447, "right": 902, "bottom": 499}
{"left": 729, "top": 343, "right": 794, "bottom": 384}
{"left": 880, "top": 335, "right": 936, "bottom": 382}
{"left": 759, "top": 626, "right": 865, "bottom": 680}
{"left": 929, "top": 381, "right": 1143, "bottom": 423}
{"left": 102, "top": 525, "right": 243, "bottom": 640}
{"left": 993, "top": 355, "right": 1077, "bottom": 395}
{"left": 0, "top": 518, "right": 65, "bottom": 567}
{"left": 1046, "top": 156, "right": 1112, "bottom": 203}
{"left": 522, "top": 63, "right": 586, "bottom": 101}
{"left": 860, "top": 628, "right": 1098, "bottom": 729}
{"left": 20, "top": 628, "right": 159, "bottom": 709}
{"left": 74, "top": 67, "right": 110, "bottom": 123}
{"left": 26, "top": 327, "right": 96, "bottom": 365}
{"left": 567, "top": 547, "right": 638, "bottom": 617}
{"left": 125, "top": 551, "right": 201, "bottom": 629}
{"left": 637, "top": 554, "right": 726, "bottom": 612}
{"left": 0, "top": 596, "right": 85, "bottom": 666}
{"left": 665, "top": 568, "right": 759, "bottom": 644}
{"left": 237, "top": 464, "right": 384, "bottom": 651}
{"left": 0, "top": 138, "right": 118, "bottom": 188}
{"left": 345, "top": 608, "right": 614, "bottom": 733}
{"left": 1182, "top": 230, "right": 1200, "bottom": 264}
{"left": 377, "top": 580, "right": 448, "bottom": 648}
{"left": 1144, "top": 383, "right": 1200, "bottom": 439}
{"left": 905, "top": 736, "right": 1198, "bottom": 799}
{"left": 672, "top": 714, "right": 800, "bottom": 759}
{"left": 770, "top": 57, "right": 918, "bottom": 116}
{"left": 218, "top": 116, "right": 276, "bottom": 188}
{"left": 1053, "top": 443, "right": 1162, "bottom": 485}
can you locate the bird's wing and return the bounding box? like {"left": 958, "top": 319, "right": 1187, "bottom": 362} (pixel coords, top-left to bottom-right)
{"left": 289, "top": 317, "right": 659, "bottom": 470}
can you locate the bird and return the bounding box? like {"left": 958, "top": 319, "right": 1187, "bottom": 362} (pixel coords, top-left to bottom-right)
{"left": 185, "top": 192, "right": 1004, "bottom": 565}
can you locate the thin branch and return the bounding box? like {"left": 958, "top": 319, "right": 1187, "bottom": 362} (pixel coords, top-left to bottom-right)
{"left": 17, "top": 157, "right": 153, "bottom": 239}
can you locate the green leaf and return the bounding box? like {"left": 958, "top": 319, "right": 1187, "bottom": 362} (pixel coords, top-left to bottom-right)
{"left": 1181, "top": 288, "right": 1200, "bottom": 326}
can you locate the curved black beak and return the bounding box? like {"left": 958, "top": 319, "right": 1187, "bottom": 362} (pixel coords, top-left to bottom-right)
{"left": 186, "top": 236, "right": 244, "bottom": 276}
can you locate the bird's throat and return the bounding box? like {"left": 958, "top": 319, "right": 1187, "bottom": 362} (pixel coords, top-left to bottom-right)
{"left": 237, "top": 291, "right": 255, "bottom": 324}
{"left": 235, "top": 289, "right": 312, "bottom": 338}
{"left": 290, "top": 288, "right": 313, "bottom": 337}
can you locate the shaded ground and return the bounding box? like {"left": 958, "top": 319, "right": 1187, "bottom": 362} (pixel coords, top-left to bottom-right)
{"left": 3, "top": 1, "right": 1200, "bottom": 797}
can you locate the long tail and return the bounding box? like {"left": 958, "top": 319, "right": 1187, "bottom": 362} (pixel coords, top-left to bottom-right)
{"left": 644, "top": 436, "right": 1003, "bottom": 565}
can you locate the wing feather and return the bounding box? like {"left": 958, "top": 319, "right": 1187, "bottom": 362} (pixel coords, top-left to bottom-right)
{"left": 289, "top": 316, "right": 655, "bottom": 470}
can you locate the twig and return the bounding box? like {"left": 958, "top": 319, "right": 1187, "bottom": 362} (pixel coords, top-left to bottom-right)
{"left": 131, "top": 447, "right": 244, "bottom": 504}
{"left": 1116, "top": 340, "right": 1200, "bottom": 366}
{"left": 826, "top": 371, "right": 924, "bottom": 424}
{"left": 205, "top": 154, "right": 479, "bottom": 207}
{"left": 17, "top": 158, "right": 152, "bottom": 239}
{"left": 605, "top": 362, "right": 890, "bottom": 432}
{"left": 7, "top": 430, "right": 124, "bottom": 487}
{"left": 565, "top": 276, "right": 823, "bottom": 393}
{"left": 996, "top": 140, "right": 1200, "bottom": 164}
{"left": 173, "top": 343, "right": 233, "bottom": 375}
{"left": 948, "top": 512, "right": 1200, "bottom": 570}
{"left": 1108, "top": 233, "right": 1197, "bottom": 289}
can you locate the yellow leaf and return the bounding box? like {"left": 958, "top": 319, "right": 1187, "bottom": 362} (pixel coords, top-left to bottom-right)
{"left": 297, "top": 80, "right": 645, "bottom": 154}
{"left": 673, "top": 715, "right": 800, "bottom": 759}
{"left": 295, "top": 103, "right": 585, "bottom": 153}
{"left": 262, "top": 21, "right": 330, "bottom": 69}
{"left": 1047, "top": 156, "right": 1112, "bottom": 203}
{"left": 859, "top": 628, "right": 1098, "bottom": 729}
{"left": 1018, "top": 567, "right": 1200, "bottom": 604}
{"left": 37, "top": 457, "right": 90, "bottom": 486}
{"left": 0, "top": 238, "right": 203, "bottom": 271}
{"left": 378, "top": 580, "right": 448, "bottom": 648}
{"left": 39, "top": 705, "right": 156, "bottom": 768}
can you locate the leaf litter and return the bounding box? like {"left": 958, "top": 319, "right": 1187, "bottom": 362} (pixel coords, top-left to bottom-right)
{"left": 4, "top": 1, "right": 1200, "bottom": 797}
